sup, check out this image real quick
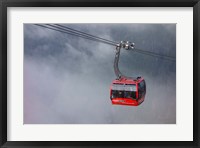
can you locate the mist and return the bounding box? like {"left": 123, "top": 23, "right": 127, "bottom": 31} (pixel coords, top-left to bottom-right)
{"left": 24, "top": 24, "right": 176, "bottom": 124}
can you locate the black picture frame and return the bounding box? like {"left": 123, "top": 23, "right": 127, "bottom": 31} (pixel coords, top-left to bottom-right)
{"left": 0, "top": 0, "right": 199, "bottom": 147}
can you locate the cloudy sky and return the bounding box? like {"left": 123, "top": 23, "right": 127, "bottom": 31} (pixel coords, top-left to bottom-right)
{"left": 24, "top": 24, "right": 176, "bottom": 124}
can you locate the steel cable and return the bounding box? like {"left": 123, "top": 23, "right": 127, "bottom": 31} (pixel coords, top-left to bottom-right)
{"left": 54, "top": 24, "right": 118, "bottom": 45}
{"left": 34, "top": 24, "right": 116, "bottom": 46}
{"left": 35, "top": 24, "right": 176, "bottom": 62}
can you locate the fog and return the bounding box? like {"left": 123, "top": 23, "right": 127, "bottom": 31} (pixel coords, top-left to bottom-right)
{"left": 24, "top": 24, "right": 176, "bottom": 124}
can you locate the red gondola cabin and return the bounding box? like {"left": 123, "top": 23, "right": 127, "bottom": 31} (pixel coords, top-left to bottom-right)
{"left": 110, "top": 77, "right": 146, "bottom": 106}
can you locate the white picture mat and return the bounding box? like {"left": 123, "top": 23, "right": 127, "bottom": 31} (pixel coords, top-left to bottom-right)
{"left": 7, "top": 7, "right": 193, "bottom": 141}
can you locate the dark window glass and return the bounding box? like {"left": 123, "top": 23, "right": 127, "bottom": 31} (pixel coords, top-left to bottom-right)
{"left": 138, "top": 80, "right": 146, "bottom": 98}
{"left": 111, "top": 90, "right": 136, "bottom": 99}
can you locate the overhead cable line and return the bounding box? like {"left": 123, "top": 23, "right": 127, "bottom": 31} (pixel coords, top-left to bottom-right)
{"left": 133, "top": 48, "right": 176, "bottom": 61}
{"left": 54, "top": 24, "right": 118, "bottom": 45}
{"left": 35, "top": 24, "right": 176, "bottom": 62}
{"left": 34, "top": 24, "right": 116, "bottom": 46}
{"left": 46, "top": 24, "right": 117, "bottom": 46}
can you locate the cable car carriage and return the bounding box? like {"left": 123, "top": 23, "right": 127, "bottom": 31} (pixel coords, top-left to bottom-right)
{"left": 110, "top": 77, "right": 146, "bottom": 106}
{"left": 110, "top": 41, "right": 146, "bottom": 106}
